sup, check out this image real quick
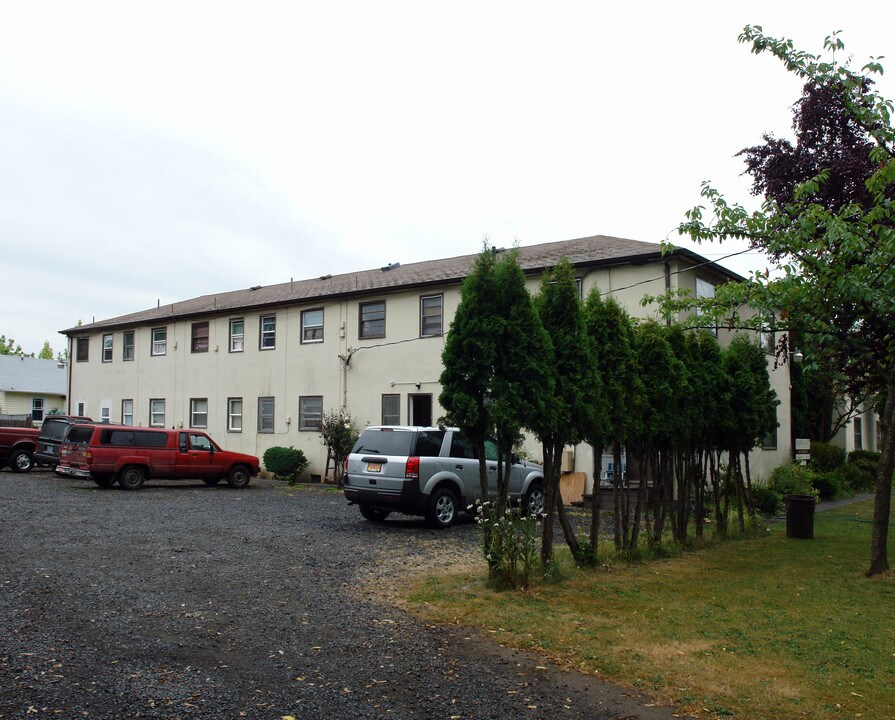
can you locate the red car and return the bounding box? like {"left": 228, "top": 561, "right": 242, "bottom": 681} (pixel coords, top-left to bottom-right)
{"left": 57, "top": 424, "right": 260, "bottom": 490}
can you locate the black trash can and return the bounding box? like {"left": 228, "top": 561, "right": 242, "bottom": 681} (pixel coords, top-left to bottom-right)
{"left": 785, "top": 494, "right": 816, "bottom": 539}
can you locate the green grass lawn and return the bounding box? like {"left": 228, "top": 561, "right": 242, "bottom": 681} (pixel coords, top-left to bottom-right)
{"left": 406, "top": 500, "right": 895, "bottom": 720}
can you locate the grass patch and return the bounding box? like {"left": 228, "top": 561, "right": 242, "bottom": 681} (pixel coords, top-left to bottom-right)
{"left": 406, "top": 500, "right": 895, "bottom": 720}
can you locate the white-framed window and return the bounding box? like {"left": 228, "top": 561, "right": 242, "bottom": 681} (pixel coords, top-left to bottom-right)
{"left": 299, "top": 396, "right": 323, "bottom": 431}
{"left": 151, "top": 327, "right": 167, "bottom": 356}
{"left": 150, "top": 398, "right": 166, "bottom": 427}
{"left": 381, "top": 394, "right": 400, "bottom": 425}
{"left": 123, "top": 331, "right": 135, "bottom": 361}
{"left": 190, "top": 398, "right": 208, "bottom": 428}
{"left": 359, "top": 301, "right": 385, "bottom": 339}
{"left": 228, "top": 397, "right": 243, "bottom": 432}
{"left": 191, "top": 322, "right": 209, "bottom": 353}
{"left": 301, "top": 308, "right": 324, "bottom": 343}
{"left": 854, "top": 417, "right": 863, "bottom": 450}
{"left": 75, "top": 337, "right": 89, "bottom": 363}
{"left": 229, "top": 318, "right": 244, "bottom": 352}
{"left": 258, "top": 397, "right": 275, "bottom": 433}
{"left": 420, "top": 294, "right": 443, "bottom": 337}
{"left": 121, "top": 399, "right": 134, "bottom": 426}
{"left": 696, "top": 277, "right": 717, "bottom": 336}
{"left": 259, "top": 315, "right": 276, "bottom": 350}
{"left": 102, "top": 334, "right": 113, "bottom": 362}
{"left": 101, "top": 406, "right": 111, "bottom": 424}
{"left": 76, "top": 401, "right": 86, "bottom": 416}
{"left": 31, "top": 398, "right": 45, "bottom": 423}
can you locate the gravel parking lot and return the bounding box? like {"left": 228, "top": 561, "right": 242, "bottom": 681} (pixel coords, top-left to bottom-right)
{"left": 1, "top": 470, "right": 685, "bottom": 720}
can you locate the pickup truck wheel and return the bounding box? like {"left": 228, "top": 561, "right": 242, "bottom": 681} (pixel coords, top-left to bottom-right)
{"left": 10, "top": 449, "right": 34, "bottom": 473}
{"left": 426, "top": 487, "right": 458, "bottom": 529}
{"left": 118, "top": 466, "right": 146, "bottom": 490}
{"left": 227, "top": 465, "right": 251, "bottom": 489}
{"left": 202, "top": 478, "right": 221, "bottom": 486}
{"left": 523, "top": 482, "right": 545, "bottom": 516}
{"left": 359, "top": 504, "right": 390, "bottom": 522}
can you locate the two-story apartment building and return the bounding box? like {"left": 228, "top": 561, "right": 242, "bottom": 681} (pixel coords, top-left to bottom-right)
{"left": 61, "top": 235, "right": 793, "bottom": 486}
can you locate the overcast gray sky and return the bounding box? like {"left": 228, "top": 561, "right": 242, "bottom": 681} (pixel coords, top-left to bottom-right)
{"left": 2, "top": 1, "right": 892, "bottom": 356}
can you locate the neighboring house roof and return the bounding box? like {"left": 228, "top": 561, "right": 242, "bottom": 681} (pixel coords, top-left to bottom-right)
{"left": 0, "top": 355, "right": 67, "bottom": 395}
{"left": 61, "top": 234, "right": 743, "bottom": 336}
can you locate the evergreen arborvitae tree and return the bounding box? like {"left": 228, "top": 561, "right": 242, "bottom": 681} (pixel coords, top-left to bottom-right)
{"left": 530, "top": 259, "right": 602, "bottom": 567}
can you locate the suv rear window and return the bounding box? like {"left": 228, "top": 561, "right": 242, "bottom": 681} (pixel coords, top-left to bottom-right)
{"left": 352, "top": 429, "right": 415, "bottom": 456}
{"left": 65, "top": 426, "right": 95, "bottom": 444}
{"left": 352, "top": 429, "right": 445, "bottom": 457}
{"left": 41, "top": 420, "right": 72, "bottom": 441}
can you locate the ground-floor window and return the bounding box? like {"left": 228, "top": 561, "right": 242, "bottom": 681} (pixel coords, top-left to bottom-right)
{"left": 381, "top": 394, "right": 400, "bottom": 425}
{"left": 258, "top": 397, "right": 275, "bottom": 433}
{"left": 31, "top": 398, "right": 44, "bottom": 422}
{"left": 228, "top": 398, "right": 243, "bottom": 432}
{"left": 150, "top": 399, "right": 166, "bottom": 427}
{"left": 121, "top": 399, "right": 134, "bottom": 426}
{"left": 299, "top": 396, "right": 323, "bottom": 431}
{"left": 190, "top": 398, "right": 208, "bottom": 428}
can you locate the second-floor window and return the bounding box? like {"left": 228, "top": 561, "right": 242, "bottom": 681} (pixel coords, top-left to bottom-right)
{"left": 301, "top": 308, "right": 324, "bottom": 343}
{"left": 359, "top": 301, "right": 385, "bottom": 339}
{"left": 259, "top": 315, "right": 276, "bottom": 350}
{"left": 75, "top": 337, "right": 89, "bottom": 362}
{"left": 102, "top": 334, "right": 113, "bottom": 362}
{"left": 151, "top": 327, "right": 167, "bottom": 356}
{"left": 123, "top": 331, "right": 135, "bottom": 361}
{"left": 191, "top": 322, "right": 209, "bottom": 353}
{"left": 420, "top": 294, "right": 443, "bottom": 337}
{"left": 229, "top": 318, "right": 244, "bottom": 352}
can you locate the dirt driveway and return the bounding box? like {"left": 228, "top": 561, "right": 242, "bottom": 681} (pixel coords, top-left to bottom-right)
{"left": 0, "top": 471, "right": 687, "bottom": 719}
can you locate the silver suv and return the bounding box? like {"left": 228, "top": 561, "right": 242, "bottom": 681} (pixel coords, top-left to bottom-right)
{"left": 343, "top": 426, "right": 544, "bottom": 528}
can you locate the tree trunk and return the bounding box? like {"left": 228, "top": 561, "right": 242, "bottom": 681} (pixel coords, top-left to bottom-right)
{"left": 556, "top": 494, "right": 580, "bottom": 558}
{"left": 589, "top": 444, "right": 603, "bottom": 558}
{"left": 540, "top": 442, "right": 560, "bottom": 567}
{"left": 867, "top": 376, "right": 895, "bottom": 576}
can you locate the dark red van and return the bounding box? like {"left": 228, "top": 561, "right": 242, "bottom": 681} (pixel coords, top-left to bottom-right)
{"left": 56, "top": 425, "right": 260, "bottom": 490}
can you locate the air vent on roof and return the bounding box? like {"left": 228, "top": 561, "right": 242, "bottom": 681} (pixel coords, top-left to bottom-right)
{"left": 380, "top": 262, "right": 400, "bottom": 272}
{"left": 249, "top": 285, "right": 262, "bottom": 291}
{"left": 319, "top": 274, "right": 332, "bottom": 280}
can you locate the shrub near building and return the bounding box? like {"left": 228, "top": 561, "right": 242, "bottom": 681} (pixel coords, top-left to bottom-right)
{"left": 262, "top": 446, "right": 309, "bottom": 484}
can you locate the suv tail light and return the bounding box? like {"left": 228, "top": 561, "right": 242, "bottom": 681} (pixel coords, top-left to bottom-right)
{"left": 405, "top": 456, "right": 420, "bottom": 479}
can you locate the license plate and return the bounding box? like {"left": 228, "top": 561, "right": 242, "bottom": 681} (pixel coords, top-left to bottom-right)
{"left": 366, "top": 462, "right": 382, "bottom": 473}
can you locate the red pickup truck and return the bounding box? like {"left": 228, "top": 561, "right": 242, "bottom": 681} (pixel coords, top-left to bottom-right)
{"left": 0, "top": 426, "right": 40, "bottom": 472}
{"left": 56, "top": 425, "right": 261, "bottom": 490}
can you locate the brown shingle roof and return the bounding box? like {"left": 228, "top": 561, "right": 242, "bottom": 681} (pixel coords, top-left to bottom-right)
{"left": 61, "top": 234, "right": 734, "bottom": 335}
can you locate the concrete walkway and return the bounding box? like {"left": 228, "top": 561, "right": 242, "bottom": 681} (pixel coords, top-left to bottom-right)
{"left": 815, "top": 492, "right": 875, "bottom": 512}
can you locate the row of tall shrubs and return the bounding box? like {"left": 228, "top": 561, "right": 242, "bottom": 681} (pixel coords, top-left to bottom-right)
{"left": 752, "top": 442, "right": 880, "bottom": 515}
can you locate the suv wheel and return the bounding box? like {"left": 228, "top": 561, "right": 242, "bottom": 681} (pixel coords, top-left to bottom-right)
{"left": 426, "top": 487, "right": 458, "bottom": 529}
{"left": 10, "top": 449, "right": 34, "bottom": 473}
{"left": 118, "top": 465, "right": 146, "bottom": 490}
{"left": 524, "top": 482, "right": 545, "bottom": 516}
{"left": 359, "top": 504, "right": 391, "bottom": 522}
